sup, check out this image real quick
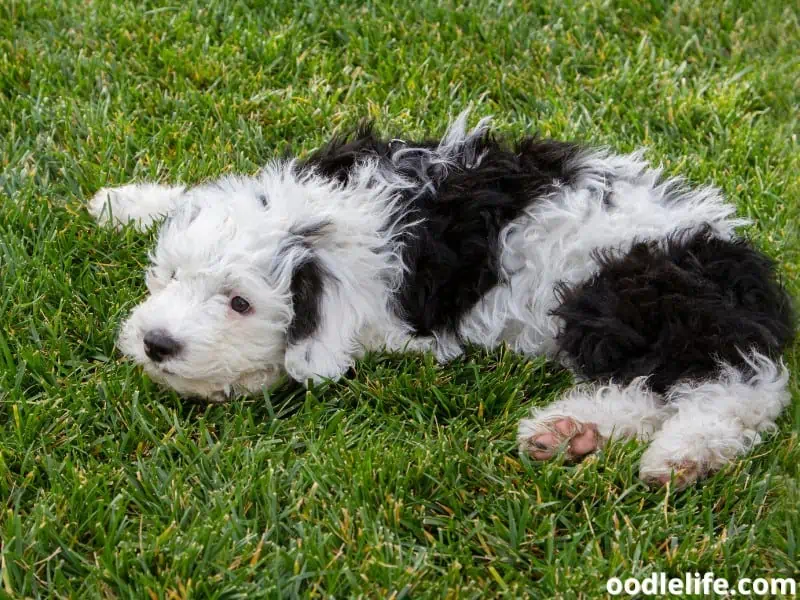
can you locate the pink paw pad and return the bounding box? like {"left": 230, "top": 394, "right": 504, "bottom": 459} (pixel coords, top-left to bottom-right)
{"left": 644, "top": 460, "right": 705, "bottom": 489}
{"left": 526, "top": 418, "right": 600, "bottom": 461}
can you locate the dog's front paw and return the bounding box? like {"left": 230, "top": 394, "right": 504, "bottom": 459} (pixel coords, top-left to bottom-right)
{"left": 87, "top": 187, "right": 119, "bottom": 226}
{"left": 89, "top": 185, "right": 143, "bottom": 229}
{"left": 88, "top": 183, "right": 184, "bottom": 230}
{"left": 284, "top": 340, "right": 353, "bottom": 386}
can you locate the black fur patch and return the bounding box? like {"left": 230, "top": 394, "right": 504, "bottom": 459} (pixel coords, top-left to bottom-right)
{"left": 553, "top": 229, "right": 795, "bottom": 393}
{"left": 301, "top": 124, "right": 583, "bottom": 336}
{"left": 300, "top": 122, "right": 401, "bottom": 184}
{"left": 287, "top": 255, "right": 325, "bottom": 344}
{"left": 280, "top": 223, "right": 333, "bottom": 345}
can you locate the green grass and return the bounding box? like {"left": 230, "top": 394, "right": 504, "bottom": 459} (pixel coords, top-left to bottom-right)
{"left": 1, "top": 0, "right": 798, "bottom": 597}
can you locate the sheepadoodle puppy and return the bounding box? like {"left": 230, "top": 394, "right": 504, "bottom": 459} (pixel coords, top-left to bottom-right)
{"left": 89, "top": 112, "right": 795, "bottom": 488}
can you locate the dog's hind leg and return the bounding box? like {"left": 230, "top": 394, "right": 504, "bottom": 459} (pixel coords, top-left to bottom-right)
{"left": 639, "top": 352, "right": 790, "bottom": 489}
{"left": 545, "top": 230, "right": 794, "bottom": 485}
{"left": 88, "top": 183, "right": 186, "bottom": 231}
{"left": 518, "top": 377, "right": 672, "bottom": 461}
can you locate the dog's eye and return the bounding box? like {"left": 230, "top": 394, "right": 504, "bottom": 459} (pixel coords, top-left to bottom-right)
{"left": 171, "top": 270, "right": 177, "bottom": 280}
{"left": 230, "top": 296, "right": 251, "bottom": 314}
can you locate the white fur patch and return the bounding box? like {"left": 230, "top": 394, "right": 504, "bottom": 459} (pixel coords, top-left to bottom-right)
{"left": 518, "top": 377, "right": 671, "bottom": 445}
{"left": 458, "top": 150, "right": 747, "bottom": 357}
{"left": 638, "top": 352, "right": 790, "bottom": 484}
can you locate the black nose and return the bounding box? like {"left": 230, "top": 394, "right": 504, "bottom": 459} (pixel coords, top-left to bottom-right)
{"left": 143, "top": 330, "right": 182, "bottom": 362}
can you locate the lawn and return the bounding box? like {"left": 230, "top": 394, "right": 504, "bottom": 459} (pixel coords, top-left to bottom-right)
{"left": 1, "top": 0, "right": 798, "bottom": 597}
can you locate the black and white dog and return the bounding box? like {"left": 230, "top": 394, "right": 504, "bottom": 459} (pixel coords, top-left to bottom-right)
{"left": 89, "top": 112, "right": 794, "bottom": 487}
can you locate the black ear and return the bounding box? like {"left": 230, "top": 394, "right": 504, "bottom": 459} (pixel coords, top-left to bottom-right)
{"left": 287, "top": 255, "right": 325, "bottom": 344}
{"left": 280, "top": 219, "right": 334, "bottom": 344}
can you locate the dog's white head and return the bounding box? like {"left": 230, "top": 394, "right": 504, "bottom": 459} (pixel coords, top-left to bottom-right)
{"left": 118, "top": 167, "right": 339, "bottom": 400}
{"left": 116, "top": 157, "right": 404, "bottom": 400}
